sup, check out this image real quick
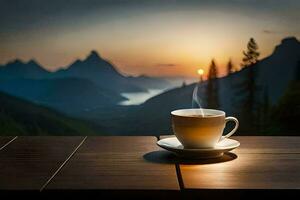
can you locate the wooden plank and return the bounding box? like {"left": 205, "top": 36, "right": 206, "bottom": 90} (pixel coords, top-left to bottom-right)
{"left": 160, "top": 136, "right": 300, "bottom": 189}
{"left": 180, "top": 153, "right": 300, "bottom": 189}
{"left": 46, "top": 136, "right": 179, "bottom": 190}
{"left": 232, "top": 136, "right": 300, "bottom": 154}
{"left": 0, "top": 136, "right": 16, "bottom": 150}
{"left": 0, "top": 136, "right": 85, "bottom": 190}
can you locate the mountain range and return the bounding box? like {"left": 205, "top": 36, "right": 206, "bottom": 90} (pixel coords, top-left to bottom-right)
{"left": 0, "top": 36, "right": 299, "bottom": 136}
{"left": 0, "top": 59, "right": 50, "bottom": 80}
{"left": 0, "top": 51, "right": 172, "bottom": 114}
{"left": 53, "top": 51, "right": 166, "bottom": 93}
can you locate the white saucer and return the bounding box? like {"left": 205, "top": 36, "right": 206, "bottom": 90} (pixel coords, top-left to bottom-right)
{"left": 157, "top": 136, "right": 240, "bottom": 159}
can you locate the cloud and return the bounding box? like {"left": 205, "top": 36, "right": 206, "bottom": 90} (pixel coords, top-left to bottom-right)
{"left": 262, "top": 30, "right": 277, "bottom": 34}
{"left": 156, "top": 63, "right": 178, "bottom": 67}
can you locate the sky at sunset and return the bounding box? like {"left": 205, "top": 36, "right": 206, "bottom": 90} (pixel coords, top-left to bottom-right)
{"left": 0, "top": 0, "right": 300, "bottom": 77}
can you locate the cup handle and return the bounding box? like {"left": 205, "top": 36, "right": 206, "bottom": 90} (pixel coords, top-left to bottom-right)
{"left": 223, "top": 117, "right": 239, "bottom": 139}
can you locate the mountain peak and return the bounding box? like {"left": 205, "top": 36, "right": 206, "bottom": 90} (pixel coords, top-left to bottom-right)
{"left": 65, "top": 50, "right": 122, "bottom": 76}
{"left": 85, "top": 50, "right": 102, "bottom": 62}
{"left": 8, "top": 59, "right": 24, "bottom": 65}
{"left": 281, "top": 36, "right": 299, "bottom": 45}
{"left": 27, "top": 59, "right": 39, "bottom": 66}
{"left": 273, "top": 36, "right": 300, "bottom": 55}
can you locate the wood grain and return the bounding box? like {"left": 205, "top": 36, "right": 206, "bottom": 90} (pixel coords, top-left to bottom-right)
{"left": 46, "top": 136, "right": 179, "bottom": 190}
{"left": 0, "top": 136, "right": 85, "bottom": 190}
{"left": 177, "top": 137, "right": 300, "bottom": 189}
{"left": 1, "top": 136, "right": 299, "bottom": 191}
{"left": 232, "top": 136, "right": 300, "bottom": 154}
{"left": 180, "top": 153, "right": 300, "bottom": 189}
{"left": 0, "top": 137, "right": 16, "bottom": 150}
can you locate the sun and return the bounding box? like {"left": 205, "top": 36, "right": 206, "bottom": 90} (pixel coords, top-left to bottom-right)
{"left": 197, "top": 69, "right": 204, "bottom": 75}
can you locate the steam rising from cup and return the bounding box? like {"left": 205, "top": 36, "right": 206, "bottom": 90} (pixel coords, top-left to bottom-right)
{"left": 192, "top": 82, "right": 205, "bottom": 117}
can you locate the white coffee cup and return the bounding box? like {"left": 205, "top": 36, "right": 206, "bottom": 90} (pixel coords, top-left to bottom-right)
{"left": 171, "top": 108, "right": 239, "bottom": 149}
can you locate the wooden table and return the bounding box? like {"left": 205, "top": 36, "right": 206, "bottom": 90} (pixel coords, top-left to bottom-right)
{"left": 0, "top": 136, "right": 299, "bottom": 198}
{"left": 180, "top": 136, "right": 300, "bottom": 190}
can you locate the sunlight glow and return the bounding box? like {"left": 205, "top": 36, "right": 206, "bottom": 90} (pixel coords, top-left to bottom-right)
{"left": 197, "top": 69, "right": 204, "bottom": 75}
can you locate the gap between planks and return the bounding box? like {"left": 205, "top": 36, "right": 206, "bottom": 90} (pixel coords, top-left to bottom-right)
{"left": 157, "top": 135, "right": 185, "bottom": 190}
{"left": 40, "top": 136, "right": 88, "bottom": 191}
{"left": 0, "top": 136, "right": 18, "bottom": 151}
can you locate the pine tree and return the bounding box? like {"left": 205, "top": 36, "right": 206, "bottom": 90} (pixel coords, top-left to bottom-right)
{"left": 241, "top": 38, "right": 260, "bottom": 68}
{"left": 227, "top": 59, "right": 234, "bottom": 75}
{"left": 206, "top": 59, "right": 219, "bottom": 109}
{"left": 234, "top": 38, "right": 260, "bottom": 133}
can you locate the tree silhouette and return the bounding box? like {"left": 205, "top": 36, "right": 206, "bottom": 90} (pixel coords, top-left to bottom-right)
{"left": 206, "top": 59, "right": 219, "bottom": 109}
{"left": 234, "top": 38, "right": 261, "bottom": 133}
{"left": 241, "top": 38, "right": 260, "bottom": 68}
{"left": 227, "top": 59, "right": 234, "bottom": 75}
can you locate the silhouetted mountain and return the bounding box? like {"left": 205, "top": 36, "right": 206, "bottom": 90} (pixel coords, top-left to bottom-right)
{"left": 0, "top": 51, "right": 172, "bottom": 95}
{"left": 0, "top": 59, "right": 51, "bottom": 79}
{"left": 256, "top": 37, "right": 300, "bottom": 102}
{"left": 0, "top": 50, "right": 172, "bottom": 114}
{"left": 53, "top": 51, "right": 171, "bottom": 92}
{"left": 0, "top": 91, "right": 100, "bottom": 136}
{"left": 0, "top": 78, "right": 126, "bottom": 114}
{"left": 55, "top": 51, "right": 123, "bottom": 79}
